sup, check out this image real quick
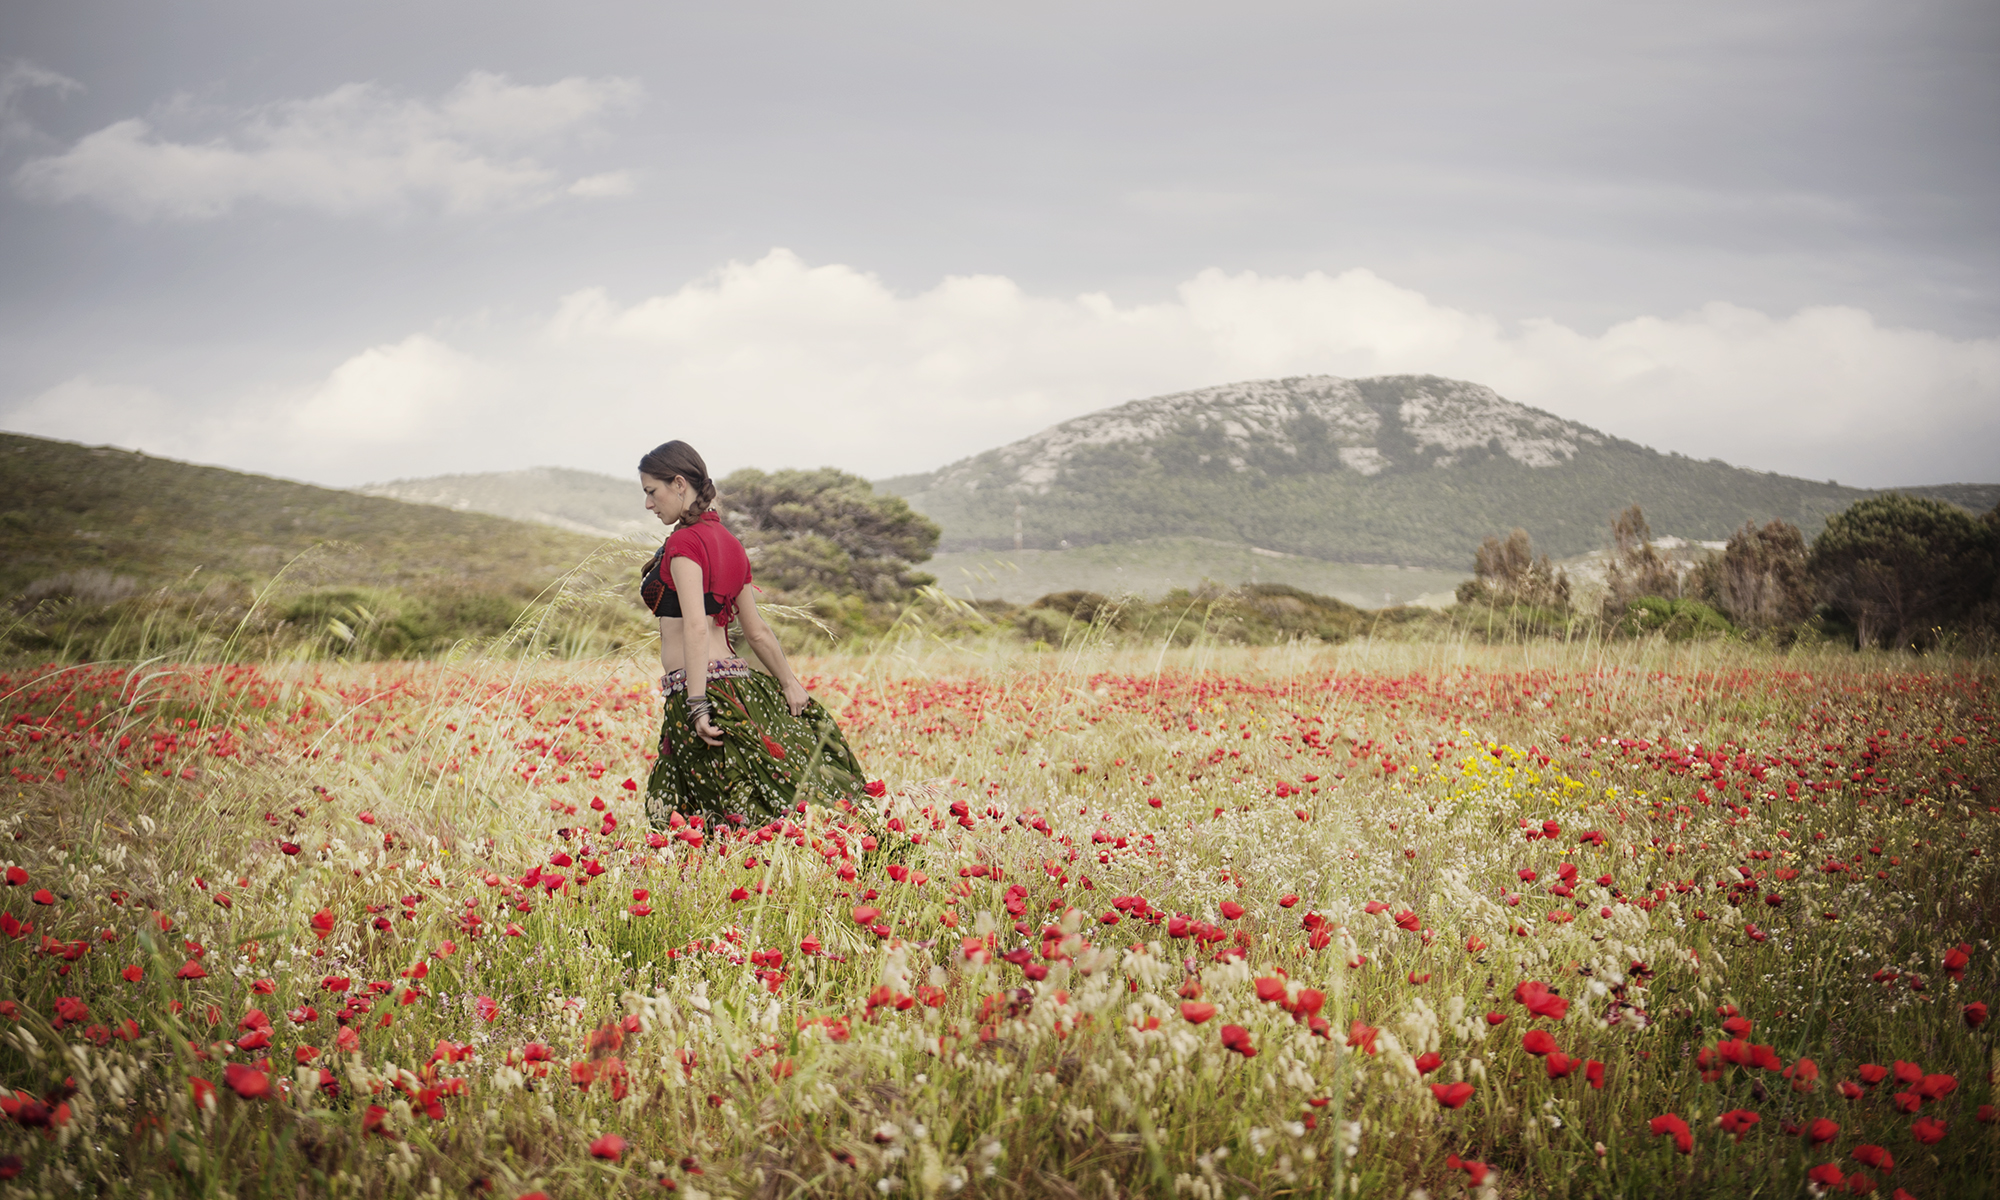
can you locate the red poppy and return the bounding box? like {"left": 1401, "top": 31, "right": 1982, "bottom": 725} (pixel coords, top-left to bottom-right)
{"left": 1892, "top": 1060, "right": 1923, "bottom": 1086}
{"left": 1180, "top": 1002, "right": 1216, "bottom": 1025}
{"left": 1838, "top": 1081, "right": 1864, "bottom": 1100}
{"left": 1915, "top": 1073, "right": 1956, "bottom": 1100}
{"left": 31, "top": 890, "right": 55, "bottom": 906}
{"left": 174, "top": 960, "right": 207, "bottom": 980}
{"left": 851, "top": 906, "right": 881, "bottom": 925}
{"left": 1911, "top": 1117, "right": 1946, "bottom": 1145}
{"left": 1345, "top": 1021, "right": 1378, "bottom": 1055}
{"left": 1219, "top": 901, "right": 1246, "bottom": 920}
{"left": 1806, "top": 1164, "right": 1844, "bottom": 1190}
{"left": 589, "top": 1133, "right": 627, "bottom": 1160}
{"left": 1521, "top": 1030, "right": 1558, "bottom": 1057}
{"left": 222, "top": 1063, "right": 269, "bottom": 1100}
{"left": 1585, "top": 1059, "right": 1605, "bottom": 1089}
{"left": 1805, "top": 1118, "right": 1838, "bottom": 1145}
{"left": 1219, "top": 1024, "right": 1257, "bottom": 1057}
{"left": 1514, "top": 980, "right": 1569, "bottom": 1021}
{"left": 1966, "top": 1002, "right": 1988, "bottom": 1029}
{"left": 1852, "top": 1145, "right": 1893, "bottom": 1172}
{"left": 1718, "top": 1109, "right": 1760, "bottom": 1141}
{"left": 1857, "top": 1063, "right": 1888, "bottom": 1086}
{"left": 2, "top": 867, "right": 24, "bottom": 886}
{"left": 1253, "top": 977, "right": 1287, "bottom": 1005}
{"left": 1431, "top": 1082, "right": 1475, "bottom": 1109}
{"left": 1786, "top": 1057, "right": 1820, "bottom": 1092}
{"left": 1485, "top": 1011, "right": 1506, "bottom": 1026}
{"left": 1648, "top": 1113, "right": 1693, "bottom": 1154}
{"left": 1414, "top": 1051, "right": 1442, "bottom": 1075}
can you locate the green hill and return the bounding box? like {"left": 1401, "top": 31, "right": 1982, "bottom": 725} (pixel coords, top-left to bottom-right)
{"left": 1, "top": 433, "right": 646, "bottom": 659}
{"left": 357, "top": 467, "right": 657, "bottom": 542}
{"left": 880, "top": 374, "right": 1996, "bottom": 571}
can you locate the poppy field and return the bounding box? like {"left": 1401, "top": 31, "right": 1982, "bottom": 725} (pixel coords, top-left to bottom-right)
{"left": 0, "top": 641, "right": 1995, "bottom": 1198}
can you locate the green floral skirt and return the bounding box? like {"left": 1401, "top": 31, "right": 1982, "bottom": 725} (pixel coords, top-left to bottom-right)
{"left": 645, "top": 658, "right": 868, "bottom": 829}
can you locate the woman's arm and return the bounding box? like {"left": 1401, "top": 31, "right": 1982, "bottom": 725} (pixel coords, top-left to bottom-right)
{"left": 668, "top": 556, "right": 723, "bottom": 745}
{"left": 735, "top": 589, "right": 810, "bottom": 716}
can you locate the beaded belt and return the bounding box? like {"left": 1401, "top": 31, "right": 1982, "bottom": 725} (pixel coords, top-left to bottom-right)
{"left": 660, "top": 657, "right": 755, "bottom": 696}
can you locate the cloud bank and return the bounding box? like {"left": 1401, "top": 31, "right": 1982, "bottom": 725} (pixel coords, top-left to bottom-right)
{"left": 12, "top": 70, "right": 641, "bottom": 219}
{"left": 7, "top": 251, "right": 1996, "bottom": 490}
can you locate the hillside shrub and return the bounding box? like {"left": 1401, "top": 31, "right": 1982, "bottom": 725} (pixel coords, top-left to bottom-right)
{"left": 1807, "top": 493, "right": 1997, "bottom": 649}
{"left": 1615, "top": 596, "right": 1735, "bottom": 640}
{"left": 1465, "top": 528, "right": 1571, "bottom": 611}
{"left": 1693, "top": 518, "right": 1811, "bottom": 637}
{"left": 721, "top": 467, "right": 941, "bottom": 602}
{"left": 1603, "top": 505, "right": 1685, "bottom": 612}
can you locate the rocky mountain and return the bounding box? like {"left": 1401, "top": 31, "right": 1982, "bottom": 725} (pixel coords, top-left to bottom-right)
{"left": 880, "top": 375, "right": 1991, "bottom": 570}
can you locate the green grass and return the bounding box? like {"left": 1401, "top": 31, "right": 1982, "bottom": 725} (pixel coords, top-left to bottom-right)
{"left": 925, "top": 539, "right": 1465, "bottom": 608}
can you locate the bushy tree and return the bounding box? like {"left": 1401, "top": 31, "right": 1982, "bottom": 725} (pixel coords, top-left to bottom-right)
{"left": 1461, "top": 528, "right": 1571, "bottom": 610}
{"left": 719, "top": 468, "right": 942, "bottom": 602}
{"left": 1698, "top": 519, "right": 1812, "bottom": 633}
{"left": 1806, "top": 493, "right": 1996, "bottom": 649}
{"left": 1603, "top": 505, "right": 1683, "bottom": 610}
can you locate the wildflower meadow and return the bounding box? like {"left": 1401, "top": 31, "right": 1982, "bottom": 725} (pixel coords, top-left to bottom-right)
{"left": 0, "top": 639, "right": 1994, "bottom": 1198}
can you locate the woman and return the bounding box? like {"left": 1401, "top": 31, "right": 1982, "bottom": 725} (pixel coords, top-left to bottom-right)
{"left": 637, "top": 440, "right": 869, "bottom": 830}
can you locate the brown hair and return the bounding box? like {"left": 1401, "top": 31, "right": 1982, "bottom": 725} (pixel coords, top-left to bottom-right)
{"left": 638, "top": 440, "right": 716, "bottom": 526}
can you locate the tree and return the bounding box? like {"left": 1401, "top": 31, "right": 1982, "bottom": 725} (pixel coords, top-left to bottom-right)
{"left": 1604, "top": 505, "right": 1681, "bottom": 610}
{"left": 719, "top": 468, "right": 941, "bottom": 602}
{"left": 1699, "top": 519, "right": 1811, "bottom": 632}
{"left": 1461, "top": 528, "right": 1571, "bottom": 610}
{"left": 1806, "top": 493, "right": 1996, "bottom": 649}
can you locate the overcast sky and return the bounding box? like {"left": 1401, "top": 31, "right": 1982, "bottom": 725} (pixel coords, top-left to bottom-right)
{"left": 2, "top": 0, "right": 1996, "bottom": 490}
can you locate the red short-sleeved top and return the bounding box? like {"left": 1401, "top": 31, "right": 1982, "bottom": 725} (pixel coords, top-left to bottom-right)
{"left": 640, "top": 511, "right": 753, "bottom": 627}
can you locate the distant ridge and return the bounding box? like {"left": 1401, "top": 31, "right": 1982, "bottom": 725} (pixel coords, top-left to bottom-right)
{"left": 359, "top": 467, "right": 656, "bottom": 542}
{"left": 878, "top": 375, "right": 1996, "bottom": 570}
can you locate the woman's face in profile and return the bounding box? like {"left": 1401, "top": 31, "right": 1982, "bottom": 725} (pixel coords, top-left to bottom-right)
{"left": 641, "top": 473, "right": 683, "bottom": 525}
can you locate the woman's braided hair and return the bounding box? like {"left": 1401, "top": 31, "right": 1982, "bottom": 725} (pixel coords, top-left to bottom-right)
{"left": 639, "top": 440, "right": 716, "bottom": 527}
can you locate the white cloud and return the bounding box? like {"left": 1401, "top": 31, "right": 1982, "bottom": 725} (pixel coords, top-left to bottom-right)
{"left": 566, "top": 170, "right": 635, "bottom": 199}
{"left": 6, "top": 252, "right": 1996, "bottom": 489}
{"left": 12, "top": 71, "right": 641, "bottom": 220}
{"left": 287, "top": 334, "right": 489, "bottom": 441}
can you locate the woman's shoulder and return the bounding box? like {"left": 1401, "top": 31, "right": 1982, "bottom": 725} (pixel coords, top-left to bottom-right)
{"left": 666, "top": 514, "right": 744, "bottom": 556}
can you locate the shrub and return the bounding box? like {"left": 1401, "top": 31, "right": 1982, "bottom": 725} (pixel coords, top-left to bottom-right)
{"left": 1616, "top": 596, "right": 1735, "bottom": 641}
{"left": 1807, "top": 494, "right": 1997, "bottom": 649}
{"left": 1696, "top": 519, "right": 1811, "bottom": 635}
{"left": 1469, "top": 528, "right": 1571, "bottom": 611}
